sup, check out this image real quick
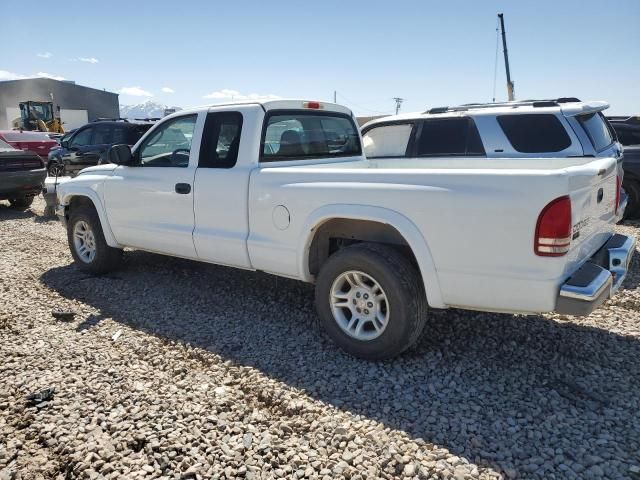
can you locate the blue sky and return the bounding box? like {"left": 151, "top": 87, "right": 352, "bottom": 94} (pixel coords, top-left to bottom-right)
{"left": 2, "top": 0, "right": 639, "bottom": 115}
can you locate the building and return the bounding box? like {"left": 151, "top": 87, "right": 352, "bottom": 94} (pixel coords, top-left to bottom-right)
{"left": 0, "top": 78, "right": 119, "bottom": 130}
{"left": 356, "top": 115, "right": 385, "bottom": 127}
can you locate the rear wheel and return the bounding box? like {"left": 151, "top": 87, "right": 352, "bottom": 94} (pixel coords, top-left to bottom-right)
{"left": 8, "top": 196, "right": 34, "bottom": 210}
{"left": 67, "top": 204, "right": 122, "bottom": 274}
{"left": 315, "top": 243, "right": 427, "bottom": 360}
{"left": 623, "top": 180, "right": 640, "bottom": 220}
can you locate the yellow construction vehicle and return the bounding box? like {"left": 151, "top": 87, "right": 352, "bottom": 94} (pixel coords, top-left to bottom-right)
{"left": 12, "top": 100, "right": 65, "bottom": 133}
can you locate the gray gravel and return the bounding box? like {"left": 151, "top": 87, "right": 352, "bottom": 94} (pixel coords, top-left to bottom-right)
{"left": 1, "top": 196, "right": 640, "bottom": 480}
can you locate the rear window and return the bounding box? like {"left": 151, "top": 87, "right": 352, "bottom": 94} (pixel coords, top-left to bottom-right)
{"left": 261, "top": 112, "right": 361, "bottom": 162}
{"left": 363, "top": 123, "right": 413, "bottom": 158}
{"left": 578, "top": 113, "right": 614, "bottom": 151}
{"left": 416, "top": 118, "right": 485, "bottom": 156}
{"left": 497, "top": 114, "right": 571, "bottom": 153}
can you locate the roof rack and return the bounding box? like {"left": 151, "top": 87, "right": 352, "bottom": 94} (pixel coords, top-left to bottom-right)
{"left": 92, "top": 117, "right": 129, "bottom": 122}
{"left": 133, "top": 117, "right": 161, "bottom": 122}
{"left": 424, "top": 97, "right": 581, "bottom": 115}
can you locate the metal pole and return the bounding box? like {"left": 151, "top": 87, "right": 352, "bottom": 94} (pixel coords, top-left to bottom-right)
{"left": 498, "top": 13, "right": 515, "bottom": 101}
{"left": 393, "top": 97, "right": 404, "bottom": 115}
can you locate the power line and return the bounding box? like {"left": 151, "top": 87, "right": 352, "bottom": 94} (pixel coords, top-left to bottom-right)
{"left": 334, "top": 91, "right": 393, "bottom": 115}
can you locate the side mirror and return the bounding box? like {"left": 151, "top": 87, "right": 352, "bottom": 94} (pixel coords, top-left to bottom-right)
{"left": 61, "top": 139, "right": 69, "bottom": 148}
{"left": 108, "top": 144, "right": 134, "bottom": 165}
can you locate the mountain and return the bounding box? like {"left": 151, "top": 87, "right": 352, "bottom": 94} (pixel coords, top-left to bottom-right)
{"left": 119, "top": 100, "right": 182, "bottom": 119}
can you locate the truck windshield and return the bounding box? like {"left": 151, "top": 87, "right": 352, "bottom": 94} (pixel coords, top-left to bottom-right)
{"left": 262, "top": 112, "right": 361, "bottom": 162}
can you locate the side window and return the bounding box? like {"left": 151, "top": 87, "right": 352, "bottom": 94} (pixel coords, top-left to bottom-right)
{"left": 112, "top": 126, "right": 128, "bottom": 144}
{"left": 416, "top": 118, "right": 485, "bottom": 156}
{"left": 139, "top": 115, "right": 197, "bottom": 167}
{"left": 497, "top": 114, "right": 572, "bottom": 153}
{"left": 93, "top": 124, "right": 113, "bottom": 145}
{"left": 126, "top": 125, "right": 152, "bottom": 145}
{"left": 199, "top": 112, "right": 243, "bottom": 168}
{"left": 261, "top": 112, "right": 361, "bottom": 162}
{"left": 576, "top": 112, "right": 613, "bottom": 152}
{"left": 362, "top": 123, "right": 414, "bottom": 158}
{"left": 70, "top": 127, "right": 92, "bottom": 147}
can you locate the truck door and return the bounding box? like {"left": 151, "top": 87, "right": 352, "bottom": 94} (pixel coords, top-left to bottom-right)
{"left": 192, "top": 108, "right": 254, "bottom": 268}
{"left": 104, "top": 113, "right": 200, "bottom": 259}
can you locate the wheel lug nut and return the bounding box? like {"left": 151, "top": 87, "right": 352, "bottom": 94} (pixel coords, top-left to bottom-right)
{"left": 356, "top": 308, "right": 361, "bottom": 313}
{"left": 364, "top": 293, "right": 369, "bottom": 299}
{"left": 352, "top": 299, "right": 357, "bottom": 305}
{"left": 367, "top": 302, "right": 373, "bottom": 308}
{"left": 356, "top": 292, "right": 361, "bottom": 298}
{"left": 364, "top": 309, "right": 369, "bottom": 314}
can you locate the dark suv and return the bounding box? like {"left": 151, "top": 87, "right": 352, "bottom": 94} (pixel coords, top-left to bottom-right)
{"left": 608, "top": 116, "right": 640, "bottom": 219}
{"left": 47, "top": 119, "right": 153, "bottom": 177}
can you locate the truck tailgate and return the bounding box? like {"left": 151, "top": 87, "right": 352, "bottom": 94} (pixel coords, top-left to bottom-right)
{"left": 565, "top": 156, "right": 619, "bottom": 274}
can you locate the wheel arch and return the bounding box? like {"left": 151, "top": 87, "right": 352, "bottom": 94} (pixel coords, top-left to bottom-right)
{"left": 60, "top": 190, "right": 119, "bottom": 248}
{"left": 298, "top": 204, "right": 445, "bottom": 308}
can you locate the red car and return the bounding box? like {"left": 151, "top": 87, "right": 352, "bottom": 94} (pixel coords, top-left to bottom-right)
{"left": 0, "top": 130, "right": 58, "bottom": 162}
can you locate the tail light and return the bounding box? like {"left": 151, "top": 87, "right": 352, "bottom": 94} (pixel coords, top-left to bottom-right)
{"left": 303, "top": 101, "right": 323, "bottom": 109}
{"left": 615, "top": 175, "right": 621, "bottom": 215}
{"left": 535, "top": 196, "right": 572, "bottom": 257}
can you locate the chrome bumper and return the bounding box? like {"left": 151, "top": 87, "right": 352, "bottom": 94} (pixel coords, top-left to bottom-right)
{"left": 557, "top": 234, "right": 636, "bottom": 316}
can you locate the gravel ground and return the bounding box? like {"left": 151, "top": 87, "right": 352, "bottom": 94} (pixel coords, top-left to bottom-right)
{"left": 1, "top": 196, "right": 640, "bottom": 480}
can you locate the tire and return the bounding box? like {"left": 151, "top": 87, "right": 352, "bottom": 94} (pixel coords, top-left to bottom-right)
{"left": 315, "top": 243, "right": 427, "bottom": 360}
{"left": 67, "top": 204, "right": 122, "bottom": 274}
{"left": 623, "top": 180, "right": 640, "bottom": 220}
{"left": 8, "top": 196, "right": 34, "bottom": 210}
{"left": 48, "top": 160, "right": 65, "bottom": 177}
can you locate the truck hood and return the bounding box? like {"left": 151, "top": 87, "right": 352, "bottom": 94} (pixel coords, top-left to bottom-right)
{"left": 77, "top": 164, "right": 118, "bottom": 176}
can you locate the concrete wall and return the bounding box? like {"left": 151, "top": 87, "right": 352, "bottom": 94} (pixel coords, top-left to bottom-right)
{"left": 0, "top": 78, "right": 119, "bottom": 129}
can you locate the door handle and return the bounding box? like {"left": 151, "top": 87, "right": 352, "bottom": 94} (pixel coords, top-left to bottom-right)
{"left": 175, "top": 183, "right": 191, "bottom": 194}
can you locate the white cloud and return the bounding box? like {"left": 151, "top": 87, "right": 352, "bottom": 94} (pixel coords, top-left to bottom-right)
{"left": 203, "top": 88, "right": 280, "bottom": 101}
{"left": 36, "top": 72, "right": 66, "bottom": 81}
{"left": 118, "top": 86, "right": 153, "bottom": 97}
{"left": 0, "top": 70, "right": 28, "bottom": 81}
{"left": 78, "top": 57, "right": 99, "bottom": 64}
{"left": 37, "top": 52, "right": 53, "bottom": 59}
{"left": 161, "top": 87, "right": 175, "bottom": 93}
{"left": 0, "top": 70, "right": 66, "bottom": 81}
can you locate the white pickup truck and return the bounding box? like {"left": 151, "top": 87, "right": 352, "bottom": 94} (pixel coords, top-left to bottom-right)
{"left": 55, "top": 98, "right": 635, "bottom": 359}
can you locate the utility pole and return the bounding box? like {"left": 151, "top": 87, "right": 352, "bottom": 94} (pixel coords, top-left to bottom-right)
{"left": 333, "top": 90, "right": 337, "bottom": 103}
{"left": 498, "top": 13, "right": 515, "bottom": 101}
{"left": 393, "top": 97, "right": 404, "bottom": 115}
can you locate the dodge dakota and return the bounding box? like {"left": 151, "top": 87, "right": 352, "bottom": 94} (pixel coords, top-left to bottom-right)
{"left": 54, "top": 99, "right": 635, "bottom": 358}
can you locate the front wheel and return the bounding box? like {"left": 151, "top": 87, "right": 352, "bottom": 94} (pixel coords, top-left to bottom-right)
{"left": 48, "top": 160, "right": 65, "bottom": 177}
{"left": 315, "top": 243, "right": 427, "bottom": 360}
{"left": 67, "top": 205, "right": 122, "bottom": 274}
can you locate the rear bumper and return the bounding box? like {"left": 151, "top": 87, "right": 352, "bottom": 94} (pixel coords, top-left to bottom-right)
{"left": 556, "top": 233, "right": 636, "bottom": 315}
{"left": 0, "top": 168, "right": 47, "bottom": 199}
